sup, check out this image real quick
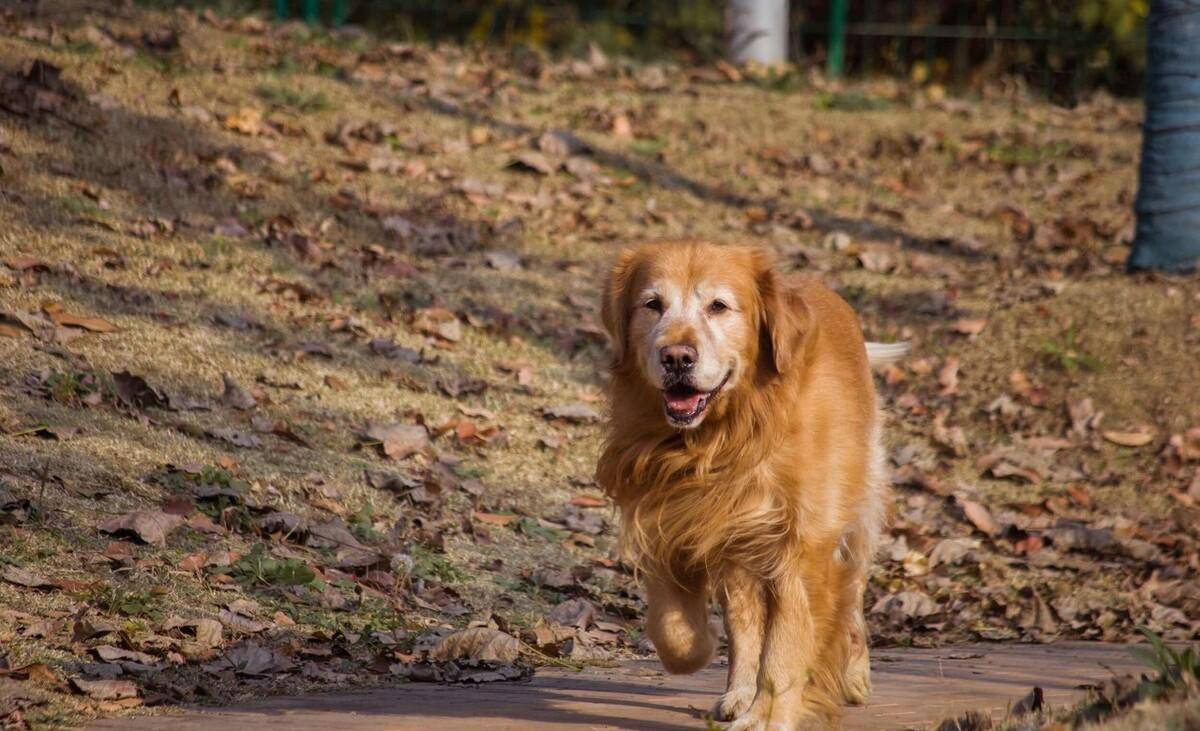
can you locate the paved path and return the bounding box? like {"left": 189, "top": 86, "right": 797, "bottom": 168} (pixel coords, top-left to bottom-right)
{"left": 90, "top": 643, "right": 1142, "bottom": 730}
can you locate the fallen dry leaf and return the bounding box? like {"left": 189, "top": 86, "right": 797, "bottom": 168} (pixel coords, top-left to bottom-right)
{"left": 542, "top": 403, "right": 601, "bottom": 424}
{"left": 432, "top": 627, "right": 520, "bottom": 663}
{"left": 952, "top": 317, "right": 987, "bottom": 337}
{"left": 224, "top": 107, "right": 263, "bottom": 136}
{"left": 473, "top": 511, "right": 519, "bottom": 526}
{"left": 957, "top": 498, "right": 1000, "bottom": 536}
{"left": 98, "top": 510, "right": 184, "bottom": 546}
{"left": 1, "top": 566, "right": 57, "bottom": 590}
{"left": 938, "top": 357, "right": 960, "bottom": 396}
{"left": 363, "top": 422, "right": 429, "bottom": 460}
{"left": 1102, "top": 428, "right": 1155, "bottom": 448}
{"left": 70, "top": 678, "right": 138, "bottom": 700}
{"left": 220, "top": 374, "right": 257, "bottom": 411}
{"left": 41, "top": 303, "right": 119, "bottom": 333}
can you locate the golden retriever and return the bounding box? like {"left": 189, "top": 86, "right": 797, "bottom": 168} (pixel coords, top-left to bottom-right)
{"left": 596, "top": 240, "right": 900, "bottom": 729}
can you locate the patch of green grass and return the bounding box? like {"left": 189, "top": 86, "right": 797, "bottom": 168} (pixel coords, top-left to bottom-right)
{"left": 56, "top": 195, "right": 101, "bottom": 218}
{"left": 256, "top": 83, "right": 334, "bottom": 113}
{"left": 409, "top": 545, "right": 470, "bottom": 584}
{"left": 232, "top": 544, "right": 317, "bottom": 587}
{"left": 348, "top": 504, "right": 387, "bottom": 544}
{"left": 88, "top": 584, "right": 163, "bottom": 620}
{"left": 1041, "top": 327, "right": 1102, "bottom": 372}
{"left": 628, "top": 138, "right": 666, "bottom": 157}
{"left": 41, "top": 370, "right": 107, "bottom": 404}
{"left": 1132, "top": 628, "right": 1199, "bottom": 699}
{"left": 63, "top": 42, "right": 98, "bottom": 55}
{"left": 270, "top": 56, "right": 303, "bottom": 76}
{"left": 745, "top": 68, "right": 802, "bottom": 93}
{"left": 814, "top": 90, "right": 892, "bottom": 112}
{"left": 452, "top": 463, "right": 487, "bottom": 480}
{"left": 514, "top": 516, "right": 566, "bottom": 542}
{"left": 987, "top": 140, "right": 1072, "bottom": 165}
{"left": 200, "top": 235, "right": 235, "bottom": 262}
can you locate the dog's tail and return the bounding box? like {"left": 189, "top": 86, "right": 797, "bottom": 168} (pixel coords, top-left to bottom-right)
{"left": 865, "top": 341, "right": 910, "bottom": 367}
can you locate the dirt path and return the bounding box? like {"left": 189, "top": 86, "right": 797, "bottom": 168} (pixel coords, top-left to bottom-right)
{"left": 88, "top": 642, "right": 1141, "bottom": 730}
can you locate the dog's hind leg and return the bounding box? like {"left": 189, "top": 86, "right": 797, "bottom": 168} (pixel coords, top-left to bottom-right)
{"left": 644, "top": 572, "right": 715, "bottom": 674}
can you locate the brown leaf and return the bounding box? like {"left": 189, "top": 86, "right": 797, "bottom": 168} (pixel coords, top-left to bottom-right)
{"left": 857, "top": 248, "right": 897, "bottom": 273}
{"left": 541, "top": 403, "right": 601, "bottom": 424}
{"left": 569, "top": 495, "right": 607, "bottom": 508}
{"left": 1170, "top": 427, "right": 1200, "bottom": 461}
{"left": 41, "top": 303, "right": 119, "bottom": 333}
{"left": 938, "top": 357, "right": 960, "bottom": 396}
{"left": 1, "top": 566, "right": 58, "bottom": 590}
{"left": 218, "top": 608, "right": 271, "bottom": 635}
{"left": 870, "top": 591, "right": 938, "bottom": 622}
{"left": 363, "top": 422, "right": 429, "bottom": 460}
{"left": 1017, "top": 593, "right": 1059, "bottom": 636}
{"left": 1010, "top": 687, "right": 1045, "bottom": 718}
{"left": 951, "top": 317, "right": 987, "bottom": 337}
{"left": 5, "top": 255, "right": 47, "bottom": 271}
{"left": 547, "top": 598, "right": 595, "bottom": 629}
{"left": 111, "top": 371, "right": 169, "bottom": 409}
{"left": 412, "top": 308, "right": 462, "bottom": 343}
{"left": 957, "top": 498, "right": 1000, "bottom": 536}
{"left": 1102, "top": 428, "right": 1155, "bottom": 448}
{"left": 431, "top": 627, "right": 520, "bottom": 663}
{"left": 220, "top": 374, "right": 257, "bottom": 410}
{"left": 507, "top": 151, "right": 558, "bottom": 176}
{"left": 98, "top": 510, "right": 184, "bottom": 546}
{"left": 224, "top": 107, "right": 263, "bottom": 136}
{"left": 473, "top": 511, "right": 518, "bottom": 526}
{"left": 93, "top": 646, "right": 156, "bottom": 665}
{"left": 1067, "top": 397, "right": 1099, "bottom": 435}
{"left": 10, "top": 662, "right": 60, "bottom": 687}
{"left": 70, "top": 678, "right": 138, "bottom": 700}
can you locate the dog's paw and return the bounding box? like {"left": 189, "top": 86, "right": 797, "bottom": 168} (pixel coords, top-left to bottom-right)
{"left": 710, "top": 685, "right": 755, "bottom": 722}
{"left": 723, "top": 701, "right": 798, "bottom": 731}
{"left": 843, "top": 668, "right": 871, "bottom": 706}
{"left": 724, "top": 715, "right": 790, "bottom": 731}
{"left": 843, "top": 649, "right": 872, "bottom": 705}
{"left": 724, "top": 716, "right": 765, "bottom": 731}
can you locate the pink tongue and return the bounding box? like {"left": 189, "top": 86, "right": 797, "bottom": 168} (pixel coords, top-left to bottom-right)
{"left": 666, "top": 392, "right": 703, "bottom": 413}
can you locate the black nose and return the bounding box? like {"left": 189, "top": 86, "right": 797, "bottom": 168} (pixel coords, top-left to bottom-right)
{"left": 660, "top": 345, "right": 697, "bottom": 374}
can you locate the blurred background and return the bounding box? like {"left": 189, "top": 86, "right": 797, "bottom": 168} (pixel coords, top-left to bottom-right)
{"left": 173, "top": 0, "right": 1150, "bottom": 103}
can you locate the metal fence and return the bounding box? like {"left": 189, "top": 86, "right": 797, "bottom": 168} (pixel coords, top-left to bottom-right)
{"left": 270, "top": 1, "right": 1145, "bottom": 101}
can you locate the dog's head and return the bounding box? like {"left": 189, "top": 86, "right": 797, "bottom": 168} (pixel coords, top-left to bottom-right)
{"left": 601, "top": 241, "right": 809, "bottom": 429}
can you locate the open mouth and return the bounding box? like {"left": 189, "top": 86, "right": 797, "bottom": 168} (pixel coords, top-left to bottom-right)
{"left": 662, "top": 371, "right": 731, "bottom": 427}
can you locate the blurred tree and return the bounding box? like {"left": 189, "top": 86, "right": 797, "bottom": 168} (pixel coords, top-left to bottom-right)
{"left": 1129, "top": 0, "right": 1200, "bottom": 273}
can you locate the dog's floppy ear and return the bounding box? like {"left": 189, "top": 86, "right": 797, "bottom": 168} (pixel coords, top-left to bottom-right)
{"left": 753, "top": 249, "right": 809, "bottom": 376}
{"left": 601, "top": 248, "right": 641, "bottom": 369}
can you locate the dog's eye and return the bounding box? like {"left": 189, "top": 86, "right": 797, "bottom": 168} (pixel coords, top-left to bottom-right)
{"left": 644, "top": 298, "right": 663, "bottom": 313}
{"left": 708, "top": 299, "right": 729, "bottom": 314}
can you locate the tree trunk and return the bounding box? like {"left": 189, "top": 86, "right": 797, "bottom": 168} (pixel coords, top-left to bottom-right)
{"left": 728, "top": 0, "right": 789, "bottom": 66}
{"left": 1129, "top": 0, "right": 1200, "bottom": 273}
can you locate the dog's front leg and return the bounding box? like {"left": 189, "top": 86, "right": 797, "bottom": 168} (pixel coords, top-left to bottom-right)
{"left": 727, "top": 571, "right": 814, "bottom": 731}
{"left": 713, "top": 567, "right": 765, "bottom": 721}
{"left": 643, "top": 571, "right": 716, "bottom": 674}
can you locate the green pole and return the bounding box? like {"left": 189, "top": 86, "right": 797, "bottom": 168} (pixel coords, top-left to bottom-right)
{"left": 303, "top": 0, "right": 318, "bottom": 24}
{"left": 332, "top": 0, "right": 347, "bottom": 26}
{"left": 275, "top": 0, "right": 288, "bottom": 21}
{"left": 828, "top": 0, "right": 847, "bottom": 76}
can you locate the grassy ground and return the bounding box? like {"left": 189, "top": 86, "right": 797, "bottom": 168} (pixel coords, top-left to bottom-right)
{"left": 0, "top": 2, "right": 1198, "bottom": 729}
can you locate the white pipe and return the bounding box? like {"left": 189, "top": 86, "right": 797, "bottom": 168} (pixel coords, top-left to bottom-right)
{"left": 729, "top": 0, "right": 789, "bottom": 65}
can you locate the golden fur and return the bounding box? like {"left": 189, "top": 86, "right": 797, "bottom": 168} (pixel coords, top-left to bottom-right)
{"left": 596, "top": 241, "right": 888, "bottom": 729}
